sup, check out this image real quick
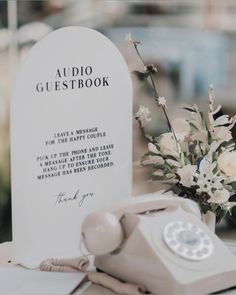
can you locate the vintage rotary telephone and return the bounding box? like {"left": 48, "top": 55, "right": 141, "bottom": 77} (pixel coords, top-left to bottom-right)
{"left": 81, "top": 194, "right": 236, "bottom": 294}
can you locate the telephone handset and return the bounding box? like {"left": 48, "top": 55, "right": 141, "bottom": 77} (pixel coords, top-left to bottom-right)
{"left": 81, "top": 194, "right": 201, "bottom": 256}
{"left": 81, "top": 194, "right": 236, "bottom": 294}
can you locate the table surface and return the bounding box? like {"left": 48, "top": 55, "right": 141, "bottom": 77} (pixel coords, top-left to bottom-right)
{"left": 1, "top": 230, "right": 236, "bottom": 295}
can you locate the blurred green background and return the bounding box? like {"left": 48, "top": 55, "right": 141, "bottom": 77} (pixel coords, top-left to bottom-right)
{"left": 1, "top": 0, "right": 236, "bottom": 243}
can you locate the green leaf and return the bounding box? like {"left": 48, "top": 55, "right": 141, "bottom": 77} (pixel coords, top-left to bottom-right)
{"left": 184, "top": 156, "right": 191, "bottom": 165}
{"left": 189, "top": 122, "right": 199, "bottom": 131}
{"left": 228, "top": 182, "right": 236, "bottom": 191}
{"left": 171, "top": 185, "right": 182, "bottom": 195}
{"left": 145, "top": 134, "right": 154, "bottom": 142}
{"left": 207, "top": 130, "right": 213, "bottom": 145}
{"left": 212, "top": 151, "right": 217, "bottom": 162}
{"left": 189, "top": 142, "right": 197, "bottom": 155}
{"left": 151, "top": 175, "right": 169, "bottom": 181}
{"left": 162, "top": 187, "right": 173, "bottom": 194}
{"left": 144, "top": 153, "right": 159, "bottom": 160}
{"left": 229, "top": 194, "right": 236, "bottom": 202}
{"left": 164, "top": 154, "right": 179, "bottom": 161}
{"left": 220, "top": 139, "right": 235, "bottom": 148}
{"left": 215, "top": 208, "right": 228, "bottom": 224}
{"left": 213, "top": 167, "right": 218, "bottom": 175}
{"left": 140, "top": 159, "right": 166, "bottom": 170}
{"left": 132, "top": 70, "right": 150, "bottom": 80}
{"left": 199, "top": 111, "right": 205, "bottom": 122}
{"left": 183, "top": 107, "right": 197, "bottom": 113}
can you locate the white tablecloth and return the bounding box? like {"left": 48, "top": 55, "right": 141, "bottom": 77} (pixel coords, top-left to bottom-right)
{"left": 1, "top": 241, "right": 236, "bottom": 295}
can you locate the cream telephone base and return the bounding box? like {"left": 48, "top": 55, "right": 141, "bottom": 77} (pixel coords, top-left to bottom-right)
{"left": 81, "top": 194, "right": 236, "bottom": 295}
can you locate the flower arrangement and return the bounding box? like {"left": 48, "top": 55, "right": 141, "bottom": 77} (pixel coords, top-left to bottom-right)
{"left": 126, "top": 33, "right": 236, "bottom": 222}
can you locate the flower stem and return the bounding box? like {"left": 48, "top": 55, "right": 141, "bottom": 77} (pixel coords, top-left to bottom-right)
{"left": 134, "top": 43, "right": 145, "bottom": 65}
{"left": 133, "top": 42, "right": 180, "bottom": 153}
{"left": 149, "top": 74, "right": 172, "bottom": 133}
{"left": 136, "top": 119, "right": 156, "bottom": 145}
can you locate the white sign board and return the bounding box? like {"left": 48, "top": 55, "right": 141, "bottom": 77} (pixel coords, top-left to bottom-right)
{"left": 11, "top": 27, "right": 132, "bottom": 267}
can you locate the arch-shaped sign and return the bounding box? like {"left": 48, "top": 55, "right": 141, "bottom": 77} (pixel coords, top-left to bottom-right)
{"left": 11, "top": 27, "right": 132, "bottom": 267}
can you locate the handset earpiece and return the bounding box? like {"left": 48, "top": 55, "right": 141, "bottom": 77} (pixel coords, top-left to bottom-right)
{"left": 81, "top": 212, "right": 124, "bottom": 255}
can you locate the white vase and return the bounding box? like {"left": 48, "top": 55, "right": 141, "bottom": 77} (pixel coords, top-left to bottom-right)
{"left": 201, "top": 211, "right": 216, "bottom": 232}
